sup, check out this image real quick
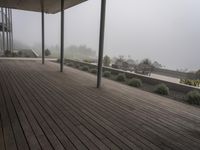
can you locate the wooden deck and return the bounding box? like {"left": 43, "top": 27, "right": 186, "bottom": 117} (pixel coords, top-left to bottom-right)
{"left": 0, "top": 60, "right": 200, "bottom": 150}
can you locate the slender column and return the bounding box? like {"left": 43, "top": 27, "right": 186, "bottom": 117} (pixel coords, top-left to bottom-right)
{"left": 1, "top": 8, "right": 5, "bottom": 51}
{"left": 41, "top": 10, "right": 45, "bottom": 64}
{"left": 97, "top": 0, "right": 107, "bottom": 88}
{"left": 60, "top": 0, "right": 65, "bottom": 72}
{"left": 0, "top": 33, "right": 1, "bottom": 51}
{"left": 9, "top": 9, "right": 12, "bottom": 52}
{"left": 10, "top": 9, "right": 13, "bottom": 51}
{"left": 8, "top": 9, "right": 11, "bottom": 51}
{"left": 5, "top": 8, "right": 9, "bottom": 51}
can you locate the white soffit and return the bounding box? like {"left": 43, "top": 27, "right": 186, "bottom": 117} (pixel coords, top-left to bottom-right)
{"left": 0, "top": 0, "right": 88, "bottom": 13}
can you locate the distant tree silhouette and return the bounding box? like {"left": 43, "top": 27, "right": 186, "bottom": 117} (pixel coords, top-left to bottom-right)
{"left": 65, "top": 45, "right": 96, "bottom": 60}
{"left": 152, "top": 61, "right": 162, "bottom": 68}
{"left": 196, "top": 70, "right": 200, "bottom": 79}
{"left": 141, "top": 58, "right": 152, "bottom": 65}
{"left": 4, "top": 50, "right": 12, "bottom": 57}
{"left": 112, "top": 55, "right": 134, "bottom": 71}
{"left": 103, "top": 55, "right": 111, "bottom": 66}
{"left": 135, "top": 59, "right": 154, "bottom": 76}
{"left": 45, "top": 49, "right": 51, "bottom": 56}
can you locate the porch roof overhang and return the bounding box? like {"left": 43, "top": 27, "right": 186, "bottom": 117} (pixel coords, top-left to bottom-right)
{"left": 0, "top": 0, "right": 87, "bottom": 13}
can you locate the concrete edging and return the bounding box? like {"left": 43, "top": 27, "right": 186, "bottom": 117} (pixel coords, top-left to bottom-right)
{"left": 64, "top": 59, "right": 200, "bottom": 94}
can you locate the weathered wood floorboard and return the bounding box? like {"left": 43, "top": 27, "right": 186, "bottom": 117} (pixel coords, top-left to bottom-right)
{"left": 0, "top": 60, "right": 200, "bottom": 150}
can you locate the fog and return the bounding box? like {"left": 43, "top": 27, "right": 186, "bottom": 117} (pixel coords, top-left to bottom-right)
{"left": 12, "top": 0, "right": 200, "bottom": 71}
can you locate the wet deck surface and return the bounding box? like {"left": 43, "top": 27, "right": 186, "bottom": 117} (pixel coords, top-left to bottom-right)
{"left": 0, "top": 60, "right": 200, "bottom": 150}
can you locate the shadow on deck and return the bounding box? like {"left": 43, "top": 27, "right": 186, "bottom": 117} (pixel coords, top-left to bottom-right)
{"left": 0, "top": 60, "right": 200, "bottom": 150}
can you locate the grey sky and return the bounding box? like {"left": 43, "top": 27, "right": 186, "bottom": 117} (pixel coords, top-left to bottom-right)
{"left": 12, "top": 0, "right": 200, "bottom": 71}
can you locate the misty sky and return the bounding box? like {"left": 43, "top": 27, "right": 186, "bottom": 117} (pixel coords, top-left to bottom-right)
{"left": 12, "top": 0, "right": 200, "bottom": 71}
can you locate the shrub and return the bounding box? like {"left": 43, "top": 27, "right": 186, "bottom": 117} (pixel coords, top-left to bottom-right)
{"left": 68, "top": 63, "right": 74, "bottom": 67}
{"left": 154, "top": 83, "right": 169, "bottom": 95}
{"left": 75, "top": 64, "right": 80, "bottom": 68}
{"left": 103, "top": 71, "right": 111, "bottom": 78}
{"left": 45, "top": 49, "right": 51, "bottom": 56}
{"left": 83, "top": 59, "right": 91, "bottom": 63}
{"left": 4, "top": 50, "right": 12, "bottom": 57}
{"left": 103, "top": 55, "right": 111, "bottom": 66}
{"left": 111, "top": 70, "right": 119, "bottom": 75}
{"left": 196, "top": 70, "right": 200, "bottom": 79}
{"left": 82, "top": 66, "right": 89, "bottom": 72}
{"left": 128, "top": 78, "right": 142, "bottom": 88}
{"left": 90, "top": 69, "right": 97, "bottom": 74}
{"left": 116, "top": 73, "right": 126, "bottom": 82}
{"left": 186, "top": 90, "right": 200, "bottom": 105}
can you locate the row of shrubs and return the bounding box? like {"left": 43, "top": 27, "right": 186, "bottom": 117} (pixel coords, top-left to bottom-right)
{"left": 66, "top": 62, "right": 200, "bottom": 106}
{"left": 73, "top": 64, "right": 170, "bottom": 95}
{"left": 114, "top": 74, "right": 200, "bottom": 105}
{"left": 180, "top": 79, "right": 200, "bottom": 87}
{"left": 103, "top": 72, "right": 142, "bottom": 88}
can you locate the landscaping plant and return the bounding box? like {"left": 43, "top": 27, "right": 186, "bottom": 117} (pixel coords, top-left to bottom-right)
{"left": 186, "top": 90, "right": 200, "bottom": 105}
{"left": 116, "top": 73, "right": 126, "bottom": 82}
{"left": 128, "top": 78, "right": 142, "bottom": 88}
{"left": 103, "top": 71, "right": 111, "bottom": 78}
{"left": 90, "top": 69, "right": 97, "bottom": 74}
{"left": 82, "top": 66, "right": 89, "bottom": 72}
{"left": 154, "top": 83, "right": 169, "bottom": 95}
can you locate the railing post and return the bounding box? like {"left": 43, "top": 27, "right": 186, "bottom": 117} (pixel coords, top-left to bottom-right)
{"left": 97, "top": 0, "right": 107, "bottom": 88}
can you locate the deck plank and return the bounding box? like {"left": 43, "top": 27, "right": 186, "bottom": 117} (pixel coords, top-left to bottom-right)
{"left": 24, "top": 63, "right": 195, "bottom": 150}
{"left": 8, "top": 76, "right": 54, "bottom": 150}
{"left": 0, "top": 59, "right": 200, "bottom": 150}
{"left": 0, "top": 95, "right": 5, "bottom": 150}
{"left": 19, "top": 61, "right": 140, "bottom": 150}
{"left": 3, "top": 64, "right": 67, "bottom": 150}
{"left": 10, "top": 61, "right": 99, "bottom": 150}
{"left": 13, "top": 60, "right": 128, "bottom": 150}
{"left": 0, "top": 63, "right": 41, "bottom": 150}
{"left": 0, "top": 75, "right": 18, "bottom": 150}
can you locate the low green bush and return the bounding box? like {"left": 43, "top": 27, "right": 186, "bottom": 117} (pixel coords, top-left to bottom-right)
{"left": 186, "top": 90, "right": 200, "bottom": 105}
{"left": 103, "top": 71, "right": 111, "bottom": 78}
{"left": 116, "top": 73, "right": 126, "bottom": 82}
{"left": 128, "top": 78, "right": 142, "bottom": 88}
{"left": 154, "top": 83, "right": 169, "bottom": 95}
{"left": 75, "top": 64, "right": 80, "bottom": 68}
{"left": 82, "top": 66, "right": 89, "bottom": 72}
{"left": 111, "top": 71, "right": 119, "bottom": 75}
{"left": 90, "top": 69, "right": 97, "bottom": 74}
{"left": 68, "top": 63, "right": 74, "bottom": 67}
